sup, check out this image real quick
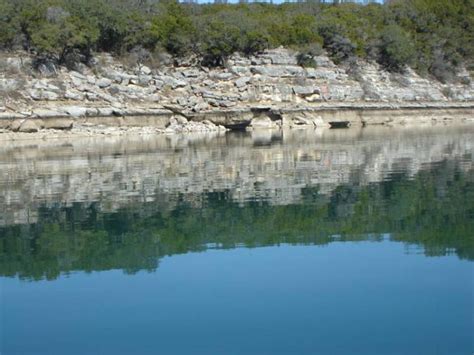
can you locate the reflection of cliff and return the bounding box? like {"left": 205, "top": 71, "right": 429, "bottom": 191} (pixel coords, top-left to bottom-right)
{"left": 0, "top": 158, "right": 473, "bottom": 281}
{"left": 0, "top": 125, "right": 473, "bottom": 227}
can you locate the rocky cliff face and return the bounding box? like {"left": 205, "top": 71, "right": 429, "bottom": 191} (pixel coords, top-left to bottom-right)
{"left": 0, "top": 48, "right": 473, "bottom": 133}
{"left": 1, "top": 124, "right": 472, "bottom": 226}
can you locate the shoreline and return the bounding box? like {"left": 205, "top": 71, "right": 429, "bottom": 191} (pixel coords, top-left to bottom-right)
{"left": 0, "top": 102, "right": 473, "bottom": 141}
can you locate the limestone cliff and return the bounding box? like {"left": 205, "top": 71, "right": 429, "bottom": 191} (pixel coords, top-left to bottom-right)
{"left": 0, "top": 48, "right": 473, "bottom": 133}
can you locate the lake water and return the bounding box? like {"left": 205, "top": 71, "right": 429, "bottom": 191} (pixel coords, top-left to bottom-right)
{"left": 1, "top": 125, "right": 473, "bottom": 355}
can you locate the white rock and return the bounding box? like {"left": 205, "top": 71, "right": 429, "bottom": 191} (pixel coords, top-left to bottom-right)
{"left": 139, "top": 65, "right": 152, "bottom": 75}
{"left": 64, "top": 106, "right": 88, "bottom": 117}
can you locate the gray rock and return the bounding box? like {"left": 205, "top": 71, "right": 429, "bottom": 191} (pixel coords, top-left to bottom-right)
{"left": 107, "top": 85, "right": 121, "bottom": 96}
{"left": 293, "top": 86, "right": 319, "bottom": 96}
{"left": 314, "top": 56, "right": 336, "bottom": 68}
{"left": 97, "top": 107, "right": 114, "bottom": 116}
{"left": 133, "top": 75, "right": 152, "bottom": 87}
{"left": 71, "top": 76, "right": 84, "bottom": 87}
{"left": 32, "top": 108, "right": 63, "bottom": 118}
{"left": 70, "top": 71, "right": 86, "bottom": 80}
{"left": 251, "top": 65, "right": 304, "bottom": 77}
{"left": 181, "top": 69, "right": 201, "bottom": 78}
{"left": 261, "top": 48, "right": 297, "bottom": 65}
{"left": 86, "top": 93, "right": 98, "bottom": 101}
{"left": 28, "top": 89, "right": 59, "bottom": 101}
{"left": 251, "top": 57, "right": 272, "bottom": 65}
{"left": 193, "top": 102, "right": 209, "bottom": 112}
{"left": 230, "top": 66, "right": 251, "bottom": 76}
{"left": 97, "top": 92, "right": 118, "bottom": 103}
{"left": 3, "top": 57, "right": 31, "bottom": 72}
{"left": 0, "top": 79, "right": 22, "bottom": 92}
{"left": 305, "top": 68, "right": 338, "bottom": 80}
{"left": 235, "top": 76, "right": 251, "bottom": 88}
{"left": 33, "top": 81, "right": 60, "bottom": 92}
{"left": 97, "top": 78, "right": 112, "bottom": 88}
{"left": 210, "top": 72, "right": 234, "bottom": 81}
{"left": 37, "top": 62, "right": 57, "bottom": 77}
{"left": 64, "top": 90, "right": 85, "bottom": 101}
{"left": 161, "top": 75, "right": 187, "bottom": 89}
{"left": 75, "top": 84, "right": 95, "bottom": 93}
{"left": 176, "top": 97, "right": 189, "bottom": 106}
{"left": 102, "top": 69, "right": 123, "bottom": 83}
{"left": 218, "top": 100, "right": 236, "bottom": 108}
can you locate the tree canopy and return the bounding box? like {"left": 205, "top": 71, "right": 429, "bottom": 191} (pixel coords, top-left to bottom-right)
{"left": 0, "top": 0, "right": 472, "bottom": 78}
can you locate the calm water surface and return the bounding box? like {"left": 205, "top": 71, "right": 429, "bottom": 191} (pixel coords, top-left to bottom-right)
{"left": 1, "top": 125, "right": 473, "bottom": 354}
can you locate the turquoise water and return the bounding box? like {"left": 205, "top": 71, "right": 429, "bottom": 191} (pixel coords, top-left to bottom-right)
{"left": 1, "top": 125, "right": 473, "bottom": 354}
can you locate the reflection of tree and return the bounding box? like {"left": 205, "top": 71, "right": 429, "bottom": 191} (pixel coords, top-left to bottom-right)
{"left": 0, "top": 160, "right": 472, "bottom": 281}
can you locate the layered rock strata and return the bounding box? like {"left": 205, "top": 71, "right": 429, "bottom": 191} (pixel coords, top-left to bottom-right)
{"left": 0, "top": 48, "right": 473, "bottom": 135}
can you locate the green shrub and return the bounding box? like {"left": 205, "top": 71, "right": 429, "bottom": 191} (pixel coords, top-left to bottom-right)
{"left": 377, "top": 24, "right": 415, "bottom": 72}
{"left": 296, "top": 43, "right": 323, "bottom": 68}
{"left": 0, "top": 0, "right": 470, "bottom": 78}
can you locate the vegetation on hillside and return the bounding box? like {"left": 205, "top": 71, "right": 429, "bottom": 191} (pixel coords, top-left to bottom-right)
{"left": 0, "top": 0, "right": 472, "bottom": 81}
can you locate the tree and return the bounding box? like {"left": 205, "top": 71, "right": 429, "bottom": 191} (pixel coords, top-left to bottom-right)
{"left": 0, "top": 0, "right": 20, "bottom": 49}
{"left": 200, "top": 20, "right": 240, "bottom": 67}
{"left": 377, "top": 24, "right": 414, "bottom": 72}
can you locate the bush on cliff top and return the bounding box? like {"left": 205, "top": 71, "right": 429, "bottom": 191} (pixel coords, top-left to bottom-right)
{"left": 0, "top": 0, "right": 472, "bottom": 81}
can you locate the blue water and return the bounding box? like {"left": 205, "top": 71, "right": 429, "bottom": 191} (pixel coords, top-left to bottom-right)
{"left": 0, "top": 126, "right": 473, "bottom": 354}
{"left": 2, "top": 242, "right": 472, "bottom": 355}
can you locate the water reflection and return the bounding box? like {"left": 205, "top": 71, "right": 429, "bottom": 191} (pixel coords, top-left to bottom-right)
{"left": 0, "top": 125, "right": 473, "bottom": 280}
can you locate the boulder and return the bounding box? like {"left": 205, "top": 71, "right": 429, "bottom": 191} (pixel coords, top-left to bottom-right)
{"left": 161, "top": 75, "right": 187, "bottom": 89}
{"left": 9, "top": 119, "right": 25, "bottom": 132}
{"left": 28, "top": 89, "right": 59, "bottom": 101}
{"left": 71, "top": 76, "right": 84, "bottom": 87}
{"left": 32, "top": 80, "right": 60, "bottom": 92}
{"left": 131, "top": 75, "right": 152, "bottom": 87}
{"left": 235, "top": 76, "right": 251, "bottom": 88}
{"left": 19, "top": 120, "right": 40, "bottom": 133}
{"left": 64, "top": 106, "right": 88, "bottom": 118}
{"left": 87, "top": 75, "right": 96, "bottom": 85}
{"left": 0, "top": 79, "right": 22, "bottom": 92}
{"left": 64, "top": 90, "right": 85, "bottom": 101}
{"left": 96, "top": 78, "right": 112, "bottom": 88}
{"left": 70, "top": 71, "right": 86, "bottom": 80}
{"left": 210, "top": 72, "right": 234, "bottom": 81}
{"left": 193, "top": 102, "right": 209, "bottom": 112}
{"left": 43, "top": 118, "right": 74, "bottom": 130}
{"left": 230, "top": 66, "right": 251, "bottom": 76}
{"left": 102, "top": 69, "right": 123, "bottom": 83}
{"left": 261, "top": 48, "right": 298, "bottom": 65}
{"left": 139, "top": 65, "right": 152, "bottom": 75}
